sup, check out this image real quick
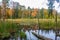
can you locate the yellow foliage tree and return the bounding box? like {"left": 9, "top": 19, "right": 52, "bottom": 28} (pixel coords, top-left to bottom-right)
{"left": 31, "top": 8, "right": 38, "bottom": 17}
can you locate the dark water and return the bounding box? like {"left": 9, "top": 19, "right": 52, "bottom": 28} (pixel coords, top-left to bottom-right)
{"left": 10, "top": 30, "right": 60, "bottom": 40}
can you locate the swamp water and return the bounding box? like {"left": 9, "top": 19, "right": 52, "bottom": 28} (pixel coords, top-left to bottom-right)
{"left": 10, "top": 30, "right": 60, "bottom": 40}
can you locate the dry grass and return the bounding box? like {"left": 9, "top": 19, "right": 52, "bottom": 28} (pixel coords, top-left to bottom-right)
{"left": 5, "top": 19, "right": 60, "bottom": 22}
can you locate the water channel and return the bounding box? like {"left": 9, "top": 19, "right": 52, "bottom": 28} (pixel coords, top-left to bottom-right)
{"left": 10, "top": 30, "right": 60, "bottom": 40}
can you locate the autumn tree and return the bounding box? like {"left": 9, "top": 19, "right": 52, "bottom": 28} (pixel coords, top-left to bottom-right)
{"left": 31, "top": 8, "right": 38, "bottom": 18}
{"left": 18, "top": 7, "right": 22, "bottom": 18}
{"left": 47, "top": 0, "right": 55, "bottom": 18}
{"left": 27, "top": 7, "right": 31, "bottom": 18}
{"left": 40, "top": 8, "right": 44, "bottom": 18}
{"left": 2, "top": 0, "right": 9, "bottom": 20}
{"left": 13, "top": 9, "right": 19, "bottom": 19}
{"left": 0, "top": 6, "right": 1, "bottom": 19}
{"left": 6, "top": 8, "right": 11, "bottom": 18}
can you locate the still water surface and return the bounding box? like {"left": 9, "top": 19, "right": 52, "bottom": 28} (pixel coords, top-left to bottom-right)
{"left": 10, "top": 30, "right": 60, "bottom": 40}
{"left": 25, "top": 30, "right": 60, "bottom": 40}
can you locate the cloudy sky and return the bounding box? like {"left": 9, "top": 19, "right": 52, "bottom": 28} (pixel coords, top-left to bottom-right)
{"left": 12, "top": 0, "right": 48, "bottom": 9}
{"left": 0, "top": 0, "right": 60, "bottom": 12}
{"left": 11, "top": 0, "right": 60, "bottom": 12}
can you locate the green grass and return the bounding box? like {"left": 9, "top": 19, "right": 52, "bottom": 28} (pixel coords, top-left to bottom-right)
{"left": 5, "top": 19, "right": 59, "bottom": 23}
{"left": 0, "top": 21, "right": 26, "bottom": 38}
{"left": 0, "top": 19, "right": 60, "bottom": 38}
{"left": 0, "top": 21, "right": 18, "bottom": 38}
{"left": 20, "top": 31, "right": 26, "bottom": 38}
{"left": 4, "top": 19, "right": 60, "bottom": 29}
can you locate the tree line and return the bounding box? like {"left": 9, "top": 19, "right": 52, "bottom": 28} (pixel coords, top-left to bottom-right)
{"left": 0, "top": 6, "right": 59, "bottom": 19}
{"left": 0, "top": 0, "right": 60, "bottom": 19}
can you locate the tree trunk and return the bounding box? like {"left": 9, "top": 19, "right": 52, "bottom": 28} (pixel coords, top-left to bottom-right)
{"left": 1, "top": 0, "right": 6, "bottom": 21}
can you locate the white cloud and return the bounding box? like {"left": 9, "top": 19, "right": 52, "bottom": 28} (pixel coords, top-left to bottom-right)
{"left": 0, "top": 0, "right": 2, "bottom": 2}
{"left": 54, "top": 1, "right": 60, "bottom": 12}
{"left": 0, "top": 0, "right": 60, "bottom": 12}
{"left": 54, "top": 1, "right": 59, "bottom": 10}
{"left": 12, "top": 0, "right": 48, "bottom": 9}
{"left": 12, "top": 0, "right": 60, "bottom": 12}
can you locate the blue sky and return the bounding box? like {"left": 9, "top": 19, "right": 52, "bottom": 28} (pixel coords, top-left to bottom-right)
{"left": 0, "top": 0, "right": 60, "bottom": 12}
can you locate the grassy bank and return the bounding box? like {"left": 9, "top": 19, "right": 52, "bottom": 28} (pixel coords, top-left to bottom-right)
{"left": 0, "top": 21, "right": 17, "bottom": 38}
{"left": 5, "top": 19, "right": 60, "bottom": 23}
{"left": 5, "top": 19, "right": 60, "bottom": 29}
{"left": 0, "top": 21, "right": 27, "bottom": 39}
{"left": 0, "top": 19, "right": 60, "bottom": 39}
